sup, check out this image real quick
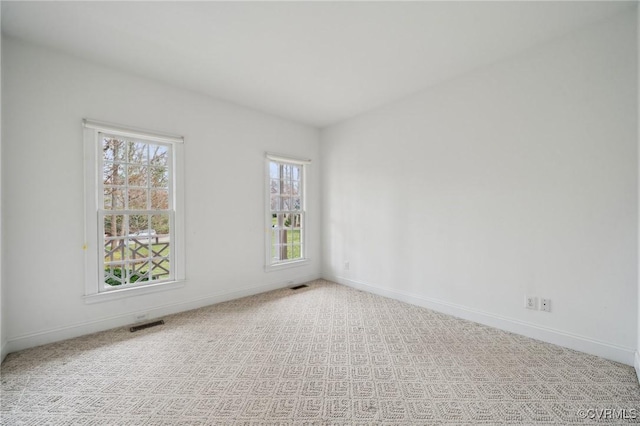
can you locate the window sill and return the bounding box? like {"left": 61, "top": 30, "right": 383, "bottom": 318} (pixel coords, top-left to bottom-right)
{"left": 265, "top": 258, "right": 310, "bottom": 272}
{"left": 83, "top": 280, "right": 185, "bottom": 304}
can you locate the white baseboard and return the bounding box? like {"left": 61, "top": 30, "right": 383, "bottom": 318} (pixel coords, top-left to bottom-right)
{"left": 325, "top": 274, "right": 636, "bottom": 366}
{"left": 4, "top": 273, "right": 321, "bottom": 356}
{"left": 635, "top": 352, "right": 640, "bottom": 384}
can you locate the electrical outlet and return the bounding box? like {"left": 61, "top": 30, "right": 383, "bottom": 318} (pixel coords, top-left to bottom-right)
{"left": 525, "top": 295, "right": 538, "bottom": 310}
{"left": 541, "top": 298, "right": 551, "bottom": 312}
{"left": 344, "top": 261, "right": 350, "bottom": 270}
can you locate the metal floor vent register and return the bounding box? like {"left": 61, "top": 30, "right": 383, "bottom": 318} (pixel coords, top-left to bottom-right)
{"left": 130, "top": 320, "right": 165, "bottom": 333}
{"left": 290, "top": 284, "right": 308, "bottom": 290}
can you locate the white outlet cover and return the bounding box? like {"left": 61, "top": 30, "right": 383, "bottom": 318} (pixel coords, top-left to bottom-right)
{"left": 525, "top": 296, "right": 538, "bottom": 310}
{"left": 541, "top": 298, "right": 551, "bottom": 312}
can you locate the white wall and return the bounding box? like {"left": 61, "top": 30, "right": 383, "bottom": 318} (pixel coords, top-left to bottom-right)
{"left": 322, "top": 12, "right": 637, "bottom": 365}
{"left": 2, "top": 37, "right": 321, "bottom": 353}
{"left": 636, "top": 3, "right": 640, "bottom": 380}
{"left": 0, "top": 5, "right": 5, "bottom": 362}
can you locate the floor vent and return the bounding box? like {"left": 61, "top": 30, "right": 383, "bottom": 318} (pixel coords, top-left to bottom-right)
{"left": 130, "top": 320, "right": 165, "bottom": 332}
{"left": 290, "top": 284, "right": 308, "bottom": 290}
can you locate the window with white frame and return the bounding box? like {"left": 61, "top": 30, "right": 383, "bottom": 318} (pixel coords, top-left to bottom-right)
{"left": 84, "top": 120, "right": 184, "bottom": 300}
{"left": 266, "top": 155, "right": 309, "bottom": 268}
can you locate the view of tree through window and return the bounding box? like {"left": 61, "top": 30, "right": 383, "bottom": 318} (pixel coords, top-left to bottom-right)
{"left": 101, "top": 136, "right": 172, "bottom": 287}
{"left": 269, "top": 159, "right": 304, "bottom": 264}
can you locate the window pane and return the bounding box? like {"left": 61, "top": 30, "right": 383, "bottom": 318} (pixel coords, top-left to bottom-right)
{"left": 130, "top": 260, "right": 151, "bottom": 283}
{"left": 104, "top": 238, "right": 126, "bottom": 264}
{"left": 128, "top": 142, "right": 148, "bottom": 164}
{"left": 151, "top": 238, "right": 170, "bottom": 258}
{"left": 276, "top": 230, "right": 288, "bottom": 246}
{"left": 270, "top": 195, "right": 279, "bottom": 212}
{"left": 103, "top": 138, "right": 127, "bottom": 163}
{"left": 270, "top": 179, "right": 280, "bottom": 194}
{"left": 128, "top": 236, "right": 150, "bottom": 262}
{"left": 151, "top": 189, "right": 169, "bottom": 210}
{"left": 292, "top": 166, "right": 301, "bottom": 181}
{"left": 291, "top": 213, "right": 302, "bottom": 229}
{"left": 271, "top": 240, "right": 278, "bottom": 260}
{"left": 276, "top": 213, "right": 293, "bottom": 229}
{"left": 151, "top": 166, "right": 169, "bottom": 188}
{"left": 127, "top": 165, "right": 148, "bottom": 187}
{"left": 128, "top": 188, "right": 148, "bottom": 210}
{"left": 105, "top": 265, "right": 125, "bottom": 287}
{"left": 281, "top": 197, "right": 291, "bottom": 211}
{"left": 103, "top": 192, "right": 112, "bottom": 210}
{"left": 152, "top": 213, "right": 170, "bottom": 238}
{"left": 128, "top": 214, "right": 149, "bottom": 234}
{"left": 104, "top": 214, "right": 125, "bottom": 237}
{"left": 276, "top": 241, "right": 288, "bottom": 261}
{"left": 104, "top": 187, "right": 124, "bottom": 210}
{"left": 269, "top": 162, "right": 279, "bottom": 179}
{"left": 149, "top": 144, "right": 169, "bottom": 167}
{"left": 151, "top": 259, "right": 170, "bottom": 280}
{"left": 292, "top": 181, "right": 300, "bottom": 196}
{"left": 279, "top": 179, "right": 290, "bottom": 196}
{"left": 283, "top": 164, "right": 292, "bottom": 180}
{"left": 103, "top": 162, "right": 124, "bottom": 186}
{"left": 292, "top": 197, "right": 301, "bottom": 211}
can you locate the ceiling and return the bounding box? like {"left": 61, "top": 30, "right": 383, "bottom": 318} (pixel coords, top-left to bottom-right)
{"left": 2, "top": 1, "right": 635, "bottom": 128}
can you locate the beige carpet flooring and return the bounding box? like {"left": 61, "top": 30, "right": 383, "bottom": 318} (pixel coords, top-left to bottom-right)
{"left": 1, "top": 280, "right": 640, "bottom": 425}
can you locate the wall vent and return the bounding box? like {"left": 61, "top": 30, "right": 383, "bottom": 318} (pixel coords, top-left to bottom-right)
{"left": 290, "top": 284, "right": 308, "bottom": 290}
{"left": 130, "top": 320, "right": 165, "bottom": 332}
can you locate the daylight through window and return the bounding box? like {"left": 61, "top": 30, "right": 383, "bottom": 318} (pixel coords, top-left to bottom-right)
{"left": 84, "top": 120, "right": 184, "bottom": 299}
{"left": 101, "top": 136, "right": 173, "bottom": 288}
{"left": 267, "top": 156, "right": 307, "bottom": 267}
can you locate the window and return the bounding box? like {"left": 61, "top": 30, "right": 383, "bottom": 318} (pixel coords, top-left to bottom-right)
{"left": 266, "top": 154, "right": 310, "bottom": 269}
{"left": 84, "top": 120, "right": 185, "bottom": 302}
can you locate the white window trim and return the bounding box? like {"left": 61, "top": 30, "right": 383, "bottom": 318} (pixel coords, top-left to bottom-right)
{"left": 264, "top": 153, "right": 311, "bottom": 272}
{"left": 83, "top": 119, "right": 186, "bottom": 303}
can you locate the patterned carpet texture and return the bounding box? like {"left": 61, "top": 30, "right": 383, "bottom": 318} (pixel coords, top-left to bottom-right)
{"left": 2, "top": 280, "right": 640, "bottom": 425}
